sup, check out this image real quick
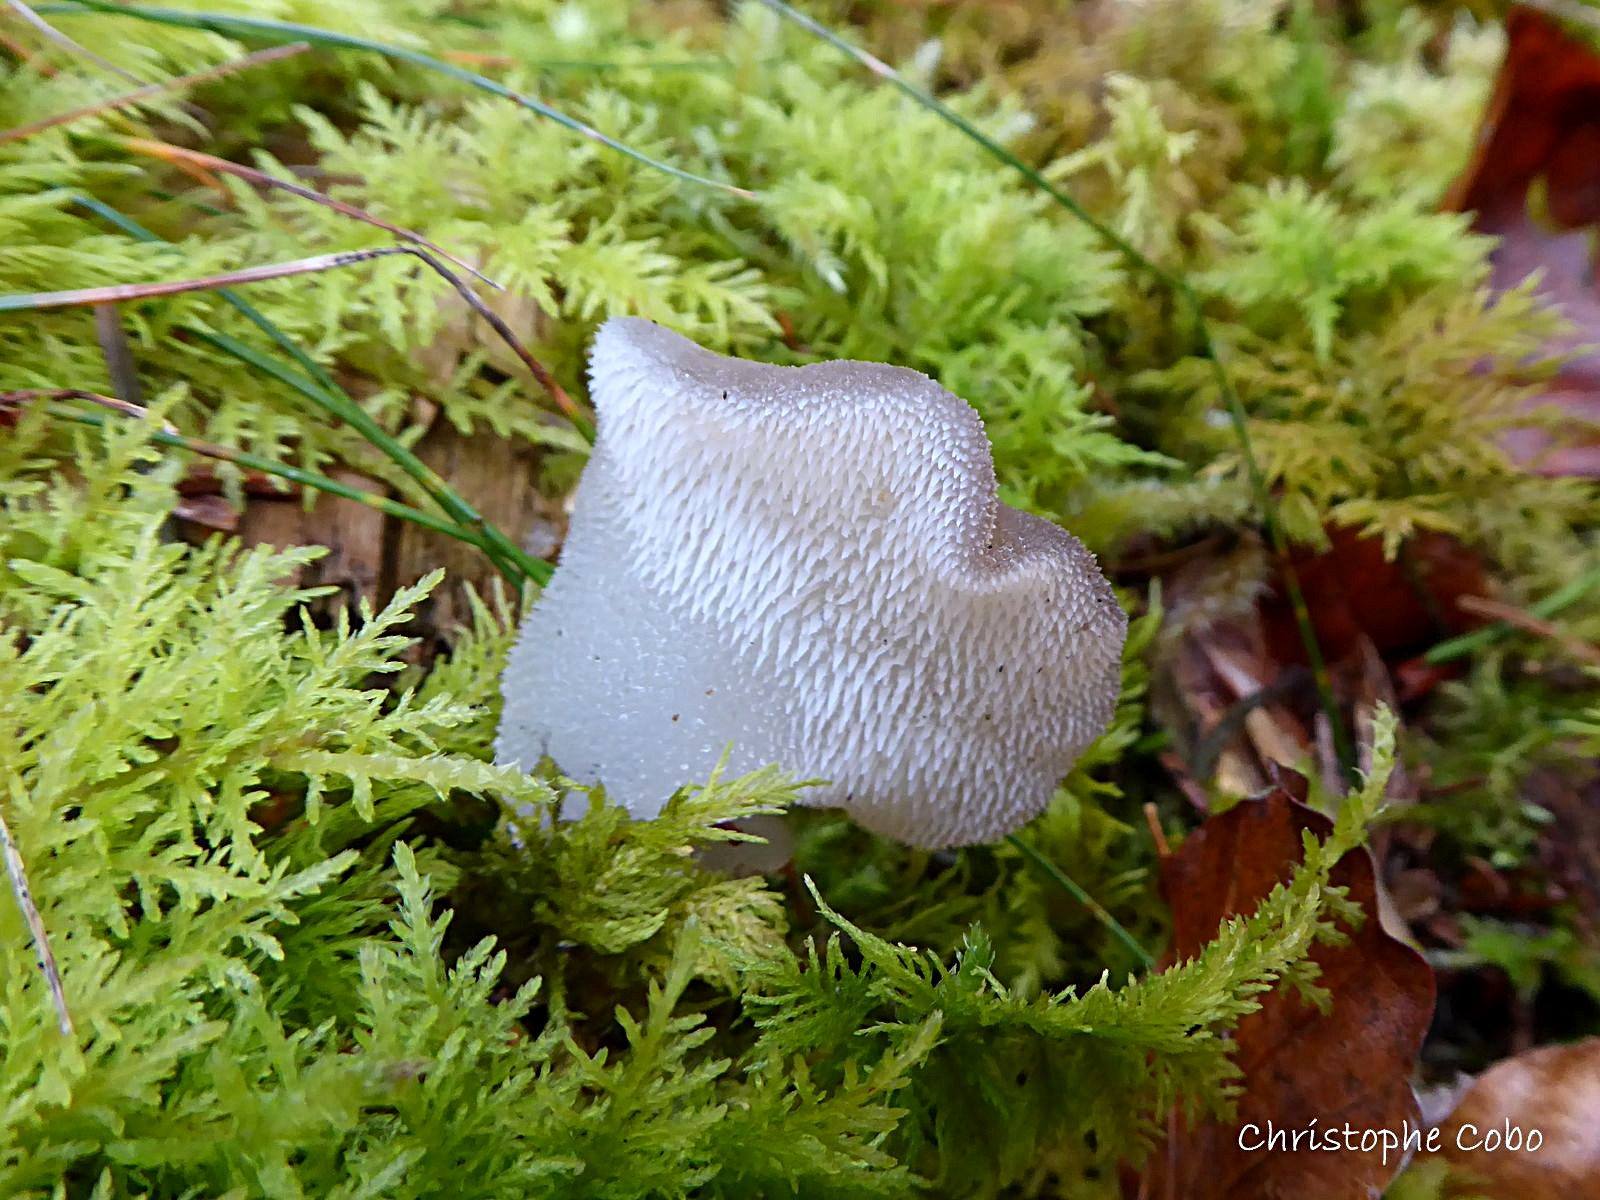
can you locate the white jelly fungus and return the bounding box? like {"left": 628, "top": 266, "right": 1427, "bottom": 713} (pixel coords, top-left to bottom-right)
{"left": 496, "top": 318, "right": 1126, "bottom": 848}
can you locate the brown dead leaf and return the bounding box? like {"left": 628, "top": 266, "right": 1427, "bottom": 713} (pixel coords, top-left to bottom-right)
{"left": 237, "top": 468, "right": 388, "bottom": 609}
{"left": 1446, "top": 6, "right": 1600, "bottom": 471}
{"left": 1136, "top": 785, "right": 1436, "bottom": 1200}
{"left": 1420, "top": 1037, "right": 1600, "bottom": 1197}
{"left": 172, "top": 492, "right": 240, "bottom": 533}
{"left": 1155, "top": 547, "right": 1317, "bottom": 799}
{"left": 1258, "top": 527, "right": 1489, "bottom": 669}
{"left": 1155, "top": 533, "right": 1445, "bottom": 803}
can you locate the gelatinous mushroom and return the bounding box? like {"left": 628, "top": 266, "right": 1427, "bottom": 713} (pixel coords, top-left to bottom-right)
{"left": 496, "top": 318, "right": 1126, "bottom": 848}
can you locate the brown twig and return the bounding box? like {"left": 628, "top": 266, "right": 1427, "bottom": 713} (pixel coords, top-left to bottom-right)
{"left": 93, "top": 303, "right": 143, "bottom": 405}
{"left": 441, "top": 49, "right": 515, "bottom": 68}
{"left": 1, "top": 386, "right": 176, "bottom": 431}
{"left": 1111, "top": 534, "right": 1227, "bottom": 575}
{"left": 0, "top": 246, "right": 585, "bottom": 428}
{"left": 1456, "top": 594, "right": 1600, "bottom": 667}
{"left": 0, "top": 797, "right": 73, "bottom": 1037}
{"left": 0, "top": 42, "right": 309, "bottom": 145}
{"left": 7, "top": 246, "right": 429, "bottom": 307}
{"left": 3, "top": 0, "right": 140, "bottom": 84}
{"left": 1142, "top": 802, "right": 1171, "bottom": 858}
{"left": 117, "top": 136, "right": 500, "bottom": 289}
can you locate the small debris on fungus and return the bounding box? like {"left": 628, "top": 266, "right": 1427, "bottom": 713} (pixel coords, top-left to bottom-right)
{"left": 496, "top": 318, "right": 1126, "bottom": 848}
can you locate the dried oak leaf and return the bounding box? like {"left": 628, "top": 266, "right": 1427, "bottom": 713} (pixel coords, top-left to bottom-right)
{"left": 1136, "top": 785, "right": 1436, "bottom": 1200}
{"left": 1446, "top": 6, "right": 1600, "bottom": 470}
{"left": 1258, "top": 526, "right": 1488, "bottom": 669}
{"left": 172, "top": 493, "right": 240, "bottom": 534}
{"left": 1422, "top": 1037, "right": 1600, "bottom": 1197}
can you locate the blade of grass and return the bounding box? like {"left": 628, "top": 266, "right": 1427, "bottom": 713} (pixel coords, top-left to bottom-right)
{"left": 29, "top": 207, "right": 591, "bottom": 440}
{"left": 74, "top": 195, "right": 474, "bottom": 443}
{"left": 758, "top": 0, "right": 1355, "bottom": 783}
{"left": 5, "top": 0, "right": 139, "bottom": 82}
{"left": 438, "top": 52, "right": 743, "bottom": 72}
{"left": 1006, "top": 833, "right": 1153, "bottom": 972}
{"left": 0, "top": 233, "right": 592, "bottom": 444}
{"left": 49, "top": 0, "right": 753, "bottom": 199}
{"left": 62, "top": 205, "right": 536, "bottom": 583}
{"left": 72, "top": 195, "right": 375, "bottom": 408}
{"left": 6, "top": 390, "right": 511, "bottom": 553}
{"left": 0, "top": 41, "right": 307, "bottom": 144}
{"left": 1425, "top": 567, "right": 1600, "bottom": 664}
{"left": 0, "top": 786, "right": 73, "bottom": 1038}
{"left": 179, "top": 327, "right": 547, "bottom": 581}
{"left": 33, "top": 204, "right": 572, "bottom": 582}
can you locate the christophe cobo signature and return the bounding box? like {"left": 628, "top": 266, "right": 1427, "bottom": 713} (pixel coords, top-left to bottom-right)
{"left": 1238, "top": 1119, "right": 1544, "bottom": 1166}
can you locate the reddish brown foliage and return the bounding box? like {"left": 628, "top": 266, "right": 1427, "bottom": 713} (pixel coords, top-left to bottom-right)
{"left": 1424, "top": 1037, "right": 1600, "bottom": 1197}
{"left": 1134, "top": 785, "right": 1436, "bottom": 1200}
{"left": 1258, "top": 527, "right": 1489, "bottom": 668}
{"left": 1447, "top": 6, "right": 1600, "bottom": 472}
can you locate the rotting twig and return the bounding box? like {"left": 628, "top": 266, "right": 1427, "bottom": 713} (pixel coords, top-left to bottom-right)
{"left": 93, "top": 303, "right": 142, "bottom": 405}
{"left": 0, "top": 794, "right": 73, "bottom": 1037}
{"left": 0, "top": 41, "right": 308, "bottom": 144}
{"left": 1, "top": 386, "right": 174, "bottom": 428}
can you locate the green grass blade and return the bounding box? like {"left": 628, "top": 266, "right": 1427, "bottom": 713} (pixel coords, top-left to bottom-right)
{"left": 1425, "top": 567, "right": 1600, "bottom": 664}
{"left": 49, "top": 404, "right": 496, "bottom": 549}
{"left": 48, "top": 0, "right": 753, "bottom": 198}
{"left": 1006, "top": 833, "right": 1153, "bottom": 972}
{"left": 72, "top": 195, "right": 345, "bottom": 395}
{"left": 66, "top": 195, "right": 553, "bottom": 586}
{"left": 196, "top": 328, "right": 551, "bottom": 586}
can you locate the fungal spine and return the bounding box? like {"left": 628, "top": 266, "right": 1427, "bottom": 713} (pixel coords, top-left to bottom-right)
{"left": 496, "top": 318, "right": 1126, "bottom": 848}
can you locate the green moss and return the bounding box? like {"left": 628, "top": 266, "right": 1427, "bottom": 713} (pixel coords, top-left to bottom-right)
{"left": 2, "top": 0, "right": 1596, "bottom": 1195}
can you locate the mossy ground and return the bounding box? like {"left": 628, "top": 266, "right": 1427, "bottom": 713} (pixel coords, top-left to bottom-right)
{"left": 2, "top": 1, "right": 1597, "bottom": 1196}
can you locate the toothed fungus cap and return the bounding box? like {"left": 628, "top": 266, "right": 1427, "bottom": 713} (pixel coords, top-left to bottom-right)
{"left": 495, "top": 318, "right": 1126, "bottom": 848}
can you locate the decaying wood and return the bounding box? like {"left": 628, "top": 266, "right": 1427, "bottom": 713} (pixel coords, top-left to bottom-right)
{"left": 235, "top": 467, "right": 390, "bottom": 612}
{"left": 225, "top": 417, "right": 566, "bottom": 647}
{"left": 388, "top": 413, "right": 566, "bottom": 639}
